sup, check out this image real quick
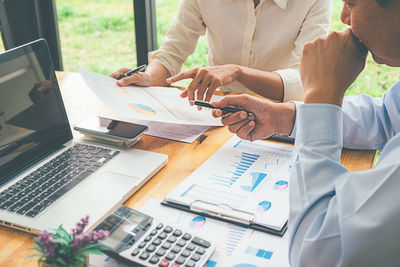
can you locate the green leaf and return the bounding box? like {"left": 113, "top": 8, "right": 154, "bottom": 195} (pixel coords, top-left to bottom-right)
{"left": 25, "top": 253, "right": 44, "bottom": 259}
{"left": 52, "top": 237, "right": 69, "bottom": 246}
{"left": 29, "top": 245, "right": 45, "bottom": 253}
{"left": 75, "top": 255, "right": 84, "bottom": 262}
{"left": 59, "top": 226, "right": 73, "bottom": 242}
{"left": 75, "top": 244, "right": 103, "bottom": 256}
{"left": 56, "top": 257, "right": 67, "bottom": 265}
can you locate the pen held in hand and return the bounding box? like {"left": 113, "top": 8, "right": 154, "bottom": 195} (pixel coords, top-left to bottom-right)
{"left": 117, "top": 64, "right": 147, "bottom": 80}
{"left": 193, "top": 100, "right": 254, "bottom": 116}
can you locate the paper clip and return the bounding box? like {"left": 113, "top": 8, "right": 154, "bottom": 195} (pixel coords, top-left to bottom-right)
{"left": 189, "top": 199, "right": 255, "bottom": 225}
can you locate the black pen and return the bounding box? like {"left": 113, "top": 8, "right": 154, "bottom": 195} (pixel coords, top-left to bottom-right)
{"left": 117, "top": 64, "right": 147, "bottom": 80}
{"left": 193, "top": 100, "right": 254, "bottom": 116}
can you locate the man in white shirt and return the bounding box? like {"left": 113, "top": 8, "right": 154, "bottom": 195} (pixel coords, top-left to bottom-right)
{"left": 210, "top": 0, "right": 400, "bottom": 265}
{"left": 111, "top": 0, "right": 331, "bottom": 102}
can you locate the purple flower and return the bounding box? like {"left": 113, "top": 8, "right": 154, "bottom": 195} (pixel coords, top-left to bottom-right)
{"left": 31, "top": 216, "right": 109, "bottom": 265}
{"left": 37, "top": 230, "right": 59, "bottom": 258}
{"left": 72, "top": 215, "right": 89, "bottom": 237}
{"left": 70, "top": 216, "right": 109, "bottom": 252}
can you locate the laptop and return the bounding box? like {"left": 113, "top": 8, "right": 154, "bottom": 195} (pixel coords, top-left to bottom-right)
{"left": 0, "top": 39, "right": 168, "bottom": 234}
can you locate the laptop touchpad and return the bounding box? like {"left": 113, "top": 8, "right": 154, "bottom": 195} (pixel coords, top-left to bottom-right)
{"left": 92, "top": 171, "right": 141, "bottom": 191}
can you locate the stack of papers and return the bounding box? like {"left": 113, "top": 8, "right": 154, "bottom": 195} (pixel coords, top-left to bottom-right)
{"left": 79, "top": 69, "right": 221, "bottom": 126}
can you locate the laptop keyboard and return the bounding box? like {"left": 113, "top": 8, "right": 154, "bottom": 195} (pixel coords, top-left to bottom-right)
{"left": 0, "top": 144, "right": 119, "bottom": 218}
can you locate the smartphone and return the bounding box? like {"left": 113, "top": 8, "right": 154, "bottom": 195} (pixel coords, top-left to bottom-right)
{"left": 74, "top": 116, "right": 148, "bottom": 141}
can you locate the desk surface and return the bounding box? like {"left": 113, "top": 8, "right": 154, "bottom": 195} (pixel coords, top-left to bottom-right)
{"left": 0, "top": 72, "right": 376, "bottom": 266}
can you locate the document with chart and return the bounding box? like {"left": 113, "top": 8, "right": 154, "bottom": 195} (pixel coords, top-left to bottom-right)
{"left": 163, "top": 136, "right": 293, "bottom": 235}
{"left": 91, "top": 198, "right": 289, "bottom": 267}
{"left": 79, "top": 69, "right": 222, "bottom": 126}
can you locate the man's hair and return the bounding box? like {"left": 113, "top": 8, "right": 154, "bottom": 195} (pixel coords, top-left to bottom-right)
{"left": 377, "top": 0, "right": 390, "bottom": 7}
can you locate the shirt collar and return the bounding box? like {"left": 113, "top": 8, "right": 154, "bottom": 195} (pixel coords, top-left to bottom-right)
{"left": 224, "top": 0, "right": 288, "bottom": 10}
{"left": 273, "top": 0, "right": 287, "bottom": 9}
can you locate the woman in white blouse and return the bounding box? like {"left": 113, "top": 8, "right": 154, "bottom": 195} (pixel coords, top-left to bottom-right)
{"left": 111, "top": 0, "right": 331, "bottom": 102}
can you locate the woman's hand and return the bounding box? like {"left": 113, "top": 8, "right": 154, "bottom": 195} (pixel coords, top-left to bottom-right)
{"left": 166, "top": 64, "right": 241, "bottom": 104}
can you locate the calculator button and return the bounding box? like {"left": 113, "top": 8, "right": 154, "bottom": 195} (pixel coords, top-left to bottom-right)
{"left": 158, "top": 232, "right": 168, "bottom": 239}
{"left": 175, "top": 256, "right": 186, "bottom": 265}
{"left": 167, "top": 236, "right": 177, "bottom": 243}
{"left": 182, "top": 233, "right": 192, "bottom": 240}
{"left": 145, "top": 235, "right": 152, "bottom": 242}
{"left": 190, "top": 253, "right": 201, "bottom": 262}
{"left": 138, "top": 241, "right": 147, "bottom": 249}
{"left": 152, "top": 238, "right": 162, "bottom": 246}
{"left": 161, "top": 242, "right": 172, "bottom": 249}
{"left": 146, "top": 244, "right": 157, "bottom": 253}
{"left": 185, "top": 260, "right": 196, "bottom": 267}
{"left": 171, "top": 245, "right": 181, "bottom": 254}
{"left": 191, "top": 237, "right": 211, "bottom": 248}
{"left": 159, "top": 259, "right": 169, "bottom": 267}
{"left": 171, "top": 263, "right": 180, "bottom": 267}
{"left": 131, "top": 248, "right": 140, "bottom": 256}
{"left": 139, "top": 252, "right": 150, "bottom": 260}
{"left": 150, "top": 229, "right": 158, "bottom": 235}
{"left": 166, "top": 252, "right": 176, "bottom": 261}
{"left": 181, "top": 249, "right": 191, "bottom": 258}
{"left": 177, "top": 240, "right": 186, "bottom": 247}
{"left": 186, "top": 244, "right": 196, "bottom": 251}
{"left": 164, "top": 226, "right": 173, "bottom": 233}
{"left": 156, "top": 248, "right": 166, "bottom": 256}
{"left": 156, "top": 223, "right": 164, "bottom": 229}
{"left": 196, "top": 247, "right": 206, "bottom": 255}
{"left": 172, "top": 229, "right": 182, "bottom": 237}
{"left": 149, "top": 255, "right": 160, "bottom": 264}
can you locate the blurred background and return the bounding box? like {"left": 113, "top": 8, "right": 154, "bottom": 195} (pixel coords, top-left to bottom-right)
{"left": 0, "top": 0, "right": 398, "bottom": 96}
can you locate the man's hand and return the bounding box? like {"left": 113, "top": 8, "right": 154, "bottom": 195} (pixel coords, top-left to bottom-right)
{"left": 211, "top": 95, "right": 296, "bottom": 141}
{"left": 166, "top": 64, "right": 241, "bottom": 104}
{"left": 110, "top": 68, "right": 153, "bottom": 87}
{"left": 301, "top": 29, "right": 368, "bottom": 106}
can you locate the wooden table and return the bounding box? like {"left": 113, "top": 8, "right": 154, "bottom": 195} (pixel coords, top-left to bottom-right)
{"left": 0, "top": 72, "right": 376, "bottom": 266}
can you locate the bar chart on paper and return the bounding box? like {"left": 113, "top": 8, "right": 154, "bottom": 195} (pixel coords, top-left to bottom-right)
{"left": 165, "top": 135, "right": 293, "bottom": 233}
{"left": 208, "top": 152, "right": 260, "bottom": 187}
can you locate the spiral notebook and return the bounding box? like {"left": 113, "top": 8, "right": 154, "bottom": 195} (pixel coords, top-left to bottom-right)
{"left": 162, "top": 136, "right": 293, "bottom": 236}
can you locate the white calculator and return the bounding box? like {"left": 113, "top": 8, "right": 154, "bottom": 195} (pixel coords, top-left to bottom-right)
{"left": 94, "top": 205, "right": 216, "bottom": 267}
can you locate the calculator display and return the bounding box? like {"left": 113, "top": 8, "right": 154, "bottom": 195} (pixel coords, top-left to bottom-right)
{"left": 96, "top": 206, "right": 152, "bottom": 251}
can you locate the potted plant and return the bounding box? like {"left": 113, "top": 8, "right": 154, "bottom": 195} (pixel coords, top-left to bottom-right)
{"left": 29, "top": 216, "right": 109, "bottom": 267}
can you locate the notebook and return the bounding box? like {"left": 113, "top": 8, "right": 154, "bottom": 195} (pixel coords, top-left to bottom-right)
{"left": 162, "top": 136, "right": 293, "bottom": 236}
{"left": 0, "top": 39, "right": 168, "bottom": 234}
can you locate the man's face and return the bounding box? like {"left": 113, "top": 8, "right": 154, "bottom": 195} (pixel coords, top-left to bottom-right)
{"left": 341, "top": 0, "right": 400, "bottom": 67}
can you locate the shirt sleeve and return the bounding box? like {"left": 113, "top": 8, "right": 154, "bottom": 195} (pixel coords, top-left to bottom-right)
{"left": 289, "top": 81, "right": 400, "bottom": 150}
{"left": 148, "top": 0, "right": 206, "bottom": 77}
{"left": 277, "top": 0, "right": 332, "bottom": 102}
{"left": 341, "top": 81, "right": 400, "bottom": 150}
{"left": 289, "top": 100, "right": 400, "bottom": 266}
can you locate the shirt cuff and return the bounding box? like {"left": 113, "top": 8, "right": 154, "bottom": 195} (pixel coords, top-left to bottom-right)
{"left": 296, "top": 103, "right": 343, "bottom": 146}
{"left": 275, "top": 69, "right": 304, "bottom": 102}
{"left": 288, "top": 101, "right": 302, "bottom": 138}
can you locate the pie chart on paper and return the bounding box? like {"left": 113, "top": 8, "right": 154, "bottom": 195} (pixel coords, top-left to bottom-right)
{"left": 257, "top": 200, "right": 272, "bottom": 213}
{"left": 274, "top": 180, "right": 288, "bottom": 190}
{"left": 190, "top": 216, "right": 206, "bottom": 229}
{"left": 128, "top": 103, "right": 156, "bottom": 116}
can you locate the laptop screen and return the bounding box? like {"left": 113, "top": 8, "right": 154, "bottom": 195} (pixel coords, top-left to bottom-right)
{"left": 0, "top": 39, "right": 72, "bottom": 185}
